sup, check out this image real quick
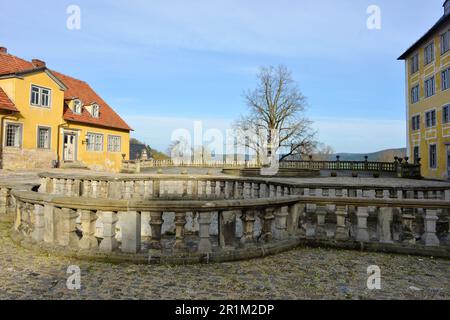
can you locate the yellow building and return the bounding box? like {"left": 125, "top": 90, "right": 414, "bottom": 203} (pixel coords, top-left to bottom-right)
{"left": 0, "top": 47, "right": 131, "bottom": 172}
{"left": 399, "top": 0, "right": 450, "bottom": 179}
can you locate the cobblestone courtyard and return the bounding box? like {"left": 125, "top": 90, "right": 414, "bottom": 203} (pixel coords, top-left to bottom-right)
{"left": 0, "top": 219, "right": 448, "bottom": 300}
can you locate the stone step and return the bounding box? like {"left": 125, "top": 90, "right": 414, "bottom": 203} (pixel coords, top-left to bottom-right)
{"left": 59, "top": 161, "right": 89, "bottom": 170}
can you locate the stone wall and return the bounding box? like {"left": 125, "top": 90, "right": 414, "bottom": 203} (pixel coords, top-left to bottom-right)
{"left": 2, "top": 148, "right": 56, "bottom": 170}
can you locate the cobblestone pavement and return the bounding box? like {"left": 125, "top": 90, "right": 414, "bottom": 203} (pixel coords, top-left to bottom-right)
{"left": 0, "top": 220, "right": 448, "bottom": 300}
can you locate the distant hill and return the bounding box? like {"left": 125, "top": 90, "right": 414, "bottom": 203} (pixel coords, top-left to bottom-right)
{"left": 332, "top": 148, "right": 407, "bottom": 162}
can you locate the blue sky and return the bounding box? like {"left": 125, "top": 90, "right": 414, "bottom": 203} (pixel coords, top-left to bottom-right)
{"left": 0, "top": 0, "right": 445, "bottom": 153}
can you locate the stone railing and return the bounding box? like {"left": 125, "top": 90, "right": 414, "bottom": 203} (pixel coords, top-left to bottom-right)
{"left": 6, "top": 173, "right": 449, "bottom": 263}
{"left": 123, "top": 157, "right": 421, "bottom": 178}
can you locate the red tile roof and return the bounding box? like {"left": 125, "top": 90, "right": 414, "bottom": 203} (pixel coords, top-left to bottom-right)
{"left": 0, "top": 50, "right": 132, "bottom": 131}
{"left": 0, "top": 52, "right": 36, "bottom": 75}
{"left": 0, "top": 87, "right": 18, "bottom": 112}
{"left": 52, "top": 71, "right": 132, "bottom": 131}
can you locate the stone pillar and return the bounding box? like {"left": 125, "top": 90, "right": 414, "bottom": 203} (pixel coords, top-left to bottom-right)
{"left": 91, "top": 181, "right": 99, "bottom": 198}
{"left": 65, "top": 179, "right": 74, "bottom": 196}
{"left": 273, "top": 207, "right": 289, "bottom": 240}
{"left": 149, "top": 211, "right": 164, "bottom": 249}
{"left": 59, "top": 208, "right": 79, "bottom": 248}
{"left": 99, "top": 211, "right": 119, "bottom": 252}
{"left": 31, "top": 204, "right": 45, "bottom": 242}
{"left": 356, "top": 206, "right": 370, "bottom": 242}
{"left": 141, "top": 211, "right": 152, "bottom": 241}
{"left": 315, "top": 204, "right": 327, "bottom": 239}
{"left": 219, "top": 211, "right": 236, "bottom": 248}
{"left": 210, "top": 181, "right": 217, "bottom": 196}
{"left": 198, "top": 211, "right": 212, "bottom": 253}
{"left": 243, "top": 182, "right": 251, "bottom": 199}
{"left": 79, "top": 210, "right": 98, "bottom": 249}
{"left": 219, "top": 181, "right": 226, "bottom": 197}
{"left": 201, "top": 181, "right": 207, "bottom": 197}
{"left": 259, "top": 208, "right": 275, "bottom": 242}
{"left": 43, "top": 204, "right": 56, "bottom": 243}
{"left": 237, "top": 182, "right": 244, "bottom": 198}
{"left": 192, "top": 180, "right": 199, "bottom": 197}
{"left": 422, "top": 209, "right": 440, "bottom": 247}
{"left": 174, "top": 212, "right": 187, "bottom": 250}
{"left": 335, "top": 205, "right": 348, "bottom": 240}
{"left": 377, "top": 207, "right": 394, "bottom": 243}
{"left": 253, "top": 183, "right": 260, "bottom": 198}
{"left": 120, "top": 211, "right": 141, "bottom": 253}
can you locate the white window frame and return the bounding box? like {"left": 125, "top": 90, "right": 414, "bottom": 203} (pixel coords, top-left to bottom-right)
{"left": 424, "top": 76, "right": 435, "bottom": 98}
{"left": 429, "top": 144, "right": 437, "bottom": 169}
{"left": 92, "top": 104, "right": 100, "bottom": 118}
{"left": 411, "top": 114, "right": 420, "bottom": 131}
{"left": 4, "top": 121, "right": 23, "bottom": 148}
{"left": 37, "top": 126, "right": 51, "bottom": 149}
{"left": 425, "top": 109, "right": 437, "bottom": 128}
{"left": 442, "top": 68, "right": 450, "bottom": 91}
{"left": 443, "top": 104, "right": 450, "bottom": 124}
{"left": 86, "top": 132, "right": 103, "bottom": 152}
{"left": 411, "top": 84, "right": 420, "bottom": 104}
{"left": 107, "top": 135, "right": 121, "bottom": 153}
{"left": 424, "top": 41, "right": 435, "bottom": 65}
{"left": 410, "top": 53, "right": 419, "bottom": 74}
{"left": 30, "top": 85, "right": 52, "bottom": 108}
{"left": 73, "top": 99, "right": 82, "bottom": 114}
{"left": 441, "top": 30, "right": 450, "bottom": 55}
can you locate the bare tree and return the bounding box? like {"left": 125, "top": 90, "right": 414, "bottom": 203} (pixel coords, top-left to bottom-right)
{"left": 233, "top": 65, "right": 317, "bottom": 163}
{"left": 313, "top": 143, "right": 335, "bottom": 161}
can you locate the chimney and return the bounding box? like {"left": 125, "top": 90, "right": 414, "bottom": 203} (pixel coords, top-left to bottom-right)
{"left": 0, "top": 47, "right": 7, "bottom": 54}
{"left": 32, "top": 59, "right": 46, "bottom": 68}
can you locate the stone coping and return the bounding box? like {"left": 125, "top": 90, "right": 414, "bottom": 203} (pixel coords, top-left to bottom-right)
{"left": 12, "top": 190, "right": 450, "bottom": 211}
{"left": 37, "top": 172, "right": 450, "bottom": 190}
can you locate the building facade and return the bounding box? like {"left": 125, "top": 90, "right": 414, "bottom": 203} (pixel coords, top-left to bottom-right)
{"left": 399, "top": 0, "right": 450, "bottom": 180}
{"left": 0, "top": 47, "right": 131, "bottom": 172}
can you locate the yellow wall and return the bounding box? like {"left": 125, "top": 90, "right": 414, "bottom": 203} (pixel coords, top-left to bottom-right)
{"left": 406, "top": 21, "right": 450, "bottom": 180}
{"left": 0, "top": 71, "right": 129, "bottom": 172}
{"left": 59, "top": 123, "right": 130, "bottom": 172}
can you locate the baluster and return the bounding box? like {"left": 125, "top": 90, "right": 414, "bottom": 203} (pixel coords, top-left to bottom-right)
{"left": 79, "top": 210, "right": 98, "bottom": 249}
{"left": 153, "top": 180, "right": 161, "bottom": 198}
{"left": 219, "top": 181, "right": 226, "bottom": 197}
{"left": 99, "top": 211, "right": 119, "bottom": 252}
{"left": 201, "top": 181, "right": 207, "bottom": 197}
{"left": 192, "top": 180, "right": 199, "bottom": 197}
{"left": 315, "top": 204, "right": 327, "bottom": 239}
{"left": 240, "top": 209, "right": 255, "bottom": 245}
{"left": 356, "top": 206, "right": 370, "bottom": 242}
{"left": 174, "top": 212, "right": 187, "bottom": 250}
{"left": 149, "top": 211, "right": 163, "bottom": 249}
{"left": 59, "top": 208, "right": 79, "bottom": 248}
{"left": 259, "top": 208, "right": 275, "bottom": 242}
{"left": 198, "top": 211, "right": 213, "bottom": 253}
{"left": 0, "top": 187, "right": 8, "bottom": 215}
{"left": 253, "top": 183, "right": 260, "bottom": 198}
{"left": 210, "top": 181, "right": 217, "bottom": 196}
{"left": 91, "top": 181, "right": 99, "bottom": 198}
{"left": 422, "top": 209, "right": 440, "bottom": 246}
{"left": 335, "top": 205, "right": 348, "bottom": 240}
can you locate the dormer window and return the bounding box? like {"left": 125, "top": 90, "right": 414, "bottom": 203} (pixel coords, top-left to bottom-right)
{"left": 73, "top": 99, "right": 82, "bottom": 114}
{"left": 445, "top": 0, "right": 450, "bottom": 15}
{"left": 92, "top": 104, "right": 100, "bottom": 118}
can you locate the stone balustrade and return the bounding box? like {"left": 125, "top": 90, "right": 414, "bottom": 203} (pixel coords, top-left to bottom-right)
{"left": 9, "top": 176, "right": 450, "bottom": 263}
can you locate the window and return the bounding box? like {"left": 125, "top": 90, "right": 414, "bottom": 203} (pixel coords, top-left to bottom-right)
{"left": 411, "top": 85, "right": 420, "bottom": 103}
{"left": 413, "top": 146, "right": 420, "bottom": 164}
{"left": 92, "top": 104, "right": 99, "bottom": 118}
{"left": 30, "top": 85, "right": 51, "bottom": 107}
{"left": 425, "top": 110, "right": 436, "bottom": 128}
{"left": 441, "top": 30, "right": 450, "bottom": 55}
{"left": 87, "top": 133, "right": 103, "bottom": 151}
{"left": 411, "top": 115, "right": 420, "bottom": 131}
{"left": 410, "top": 53, "right": 419, "bottom": 74}
{"left": 107, "top": 135, "right": 121, "bottom": 152}
{"left": 444, "top": 105, "right": 450, "bottom": 124}
{"left": 429, "top": 144, "right": 437, "bottom": 169}
{"left": 424, "top": 42, "right": 434, "bottom": 65}
{"left": 73, "top": 100, "right": 82, "bottom": 114}
{"left": 424, "top": 76, "right": 435, "bottom": 97}
{"left": 5, "top": 123, "right": 22, "bottom": 147}
{"left": 442, "top": 68, "right": 450, "bottom": 91}
{"left": 37, "top": 127, "right": 51, "bottom": 149}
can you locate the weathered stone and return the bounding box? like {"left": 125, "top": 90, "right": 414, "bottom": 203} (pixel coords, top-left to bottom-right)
{"left": 219, "top": 211, "right": 236, "bottom": 248}
{"left": 120, "top": 211, "right": 141, "bottom": 253}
